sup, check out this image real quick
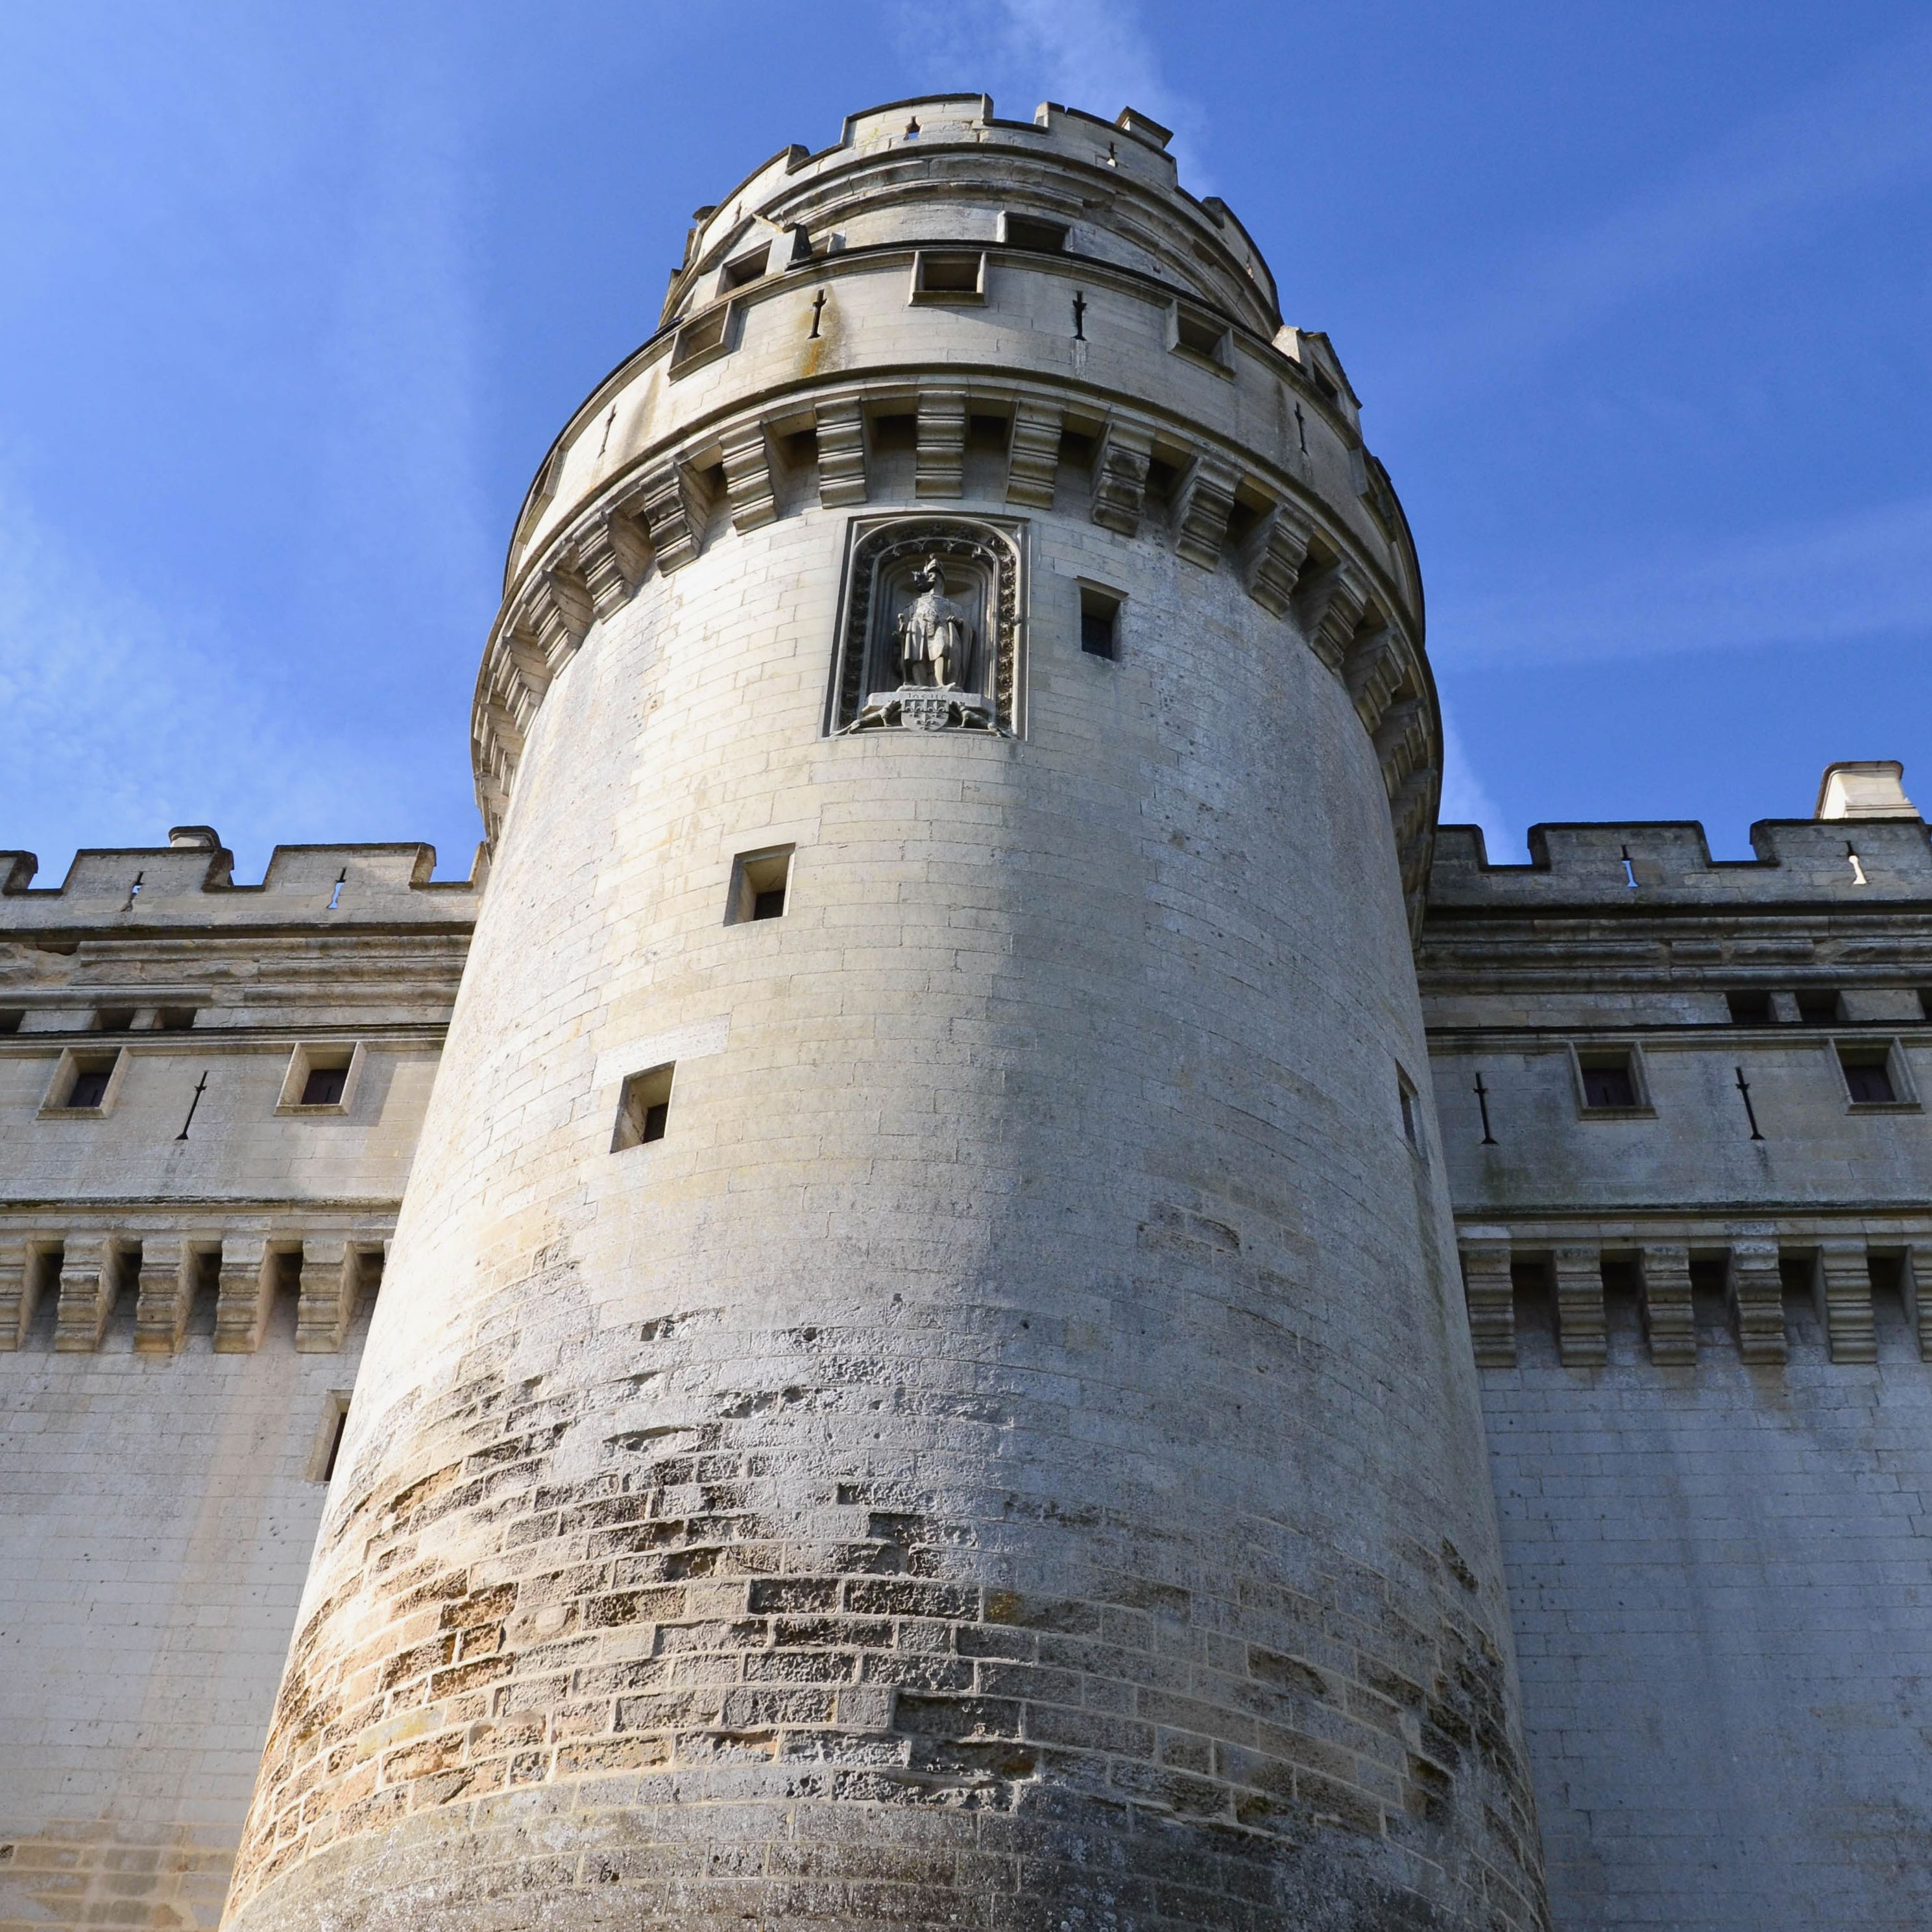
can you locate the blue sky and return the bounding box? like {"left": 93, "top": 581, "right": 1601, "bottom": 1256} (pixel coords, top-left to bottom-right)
{"left": 1, "top": 1, "right": 1927, "bottom": 877}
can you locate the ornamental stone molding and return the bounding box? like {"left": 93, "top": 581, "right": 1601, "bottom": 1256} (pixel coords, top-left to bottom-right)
{"left": 472, "top": 374, "right": 1441, "bottom": 934}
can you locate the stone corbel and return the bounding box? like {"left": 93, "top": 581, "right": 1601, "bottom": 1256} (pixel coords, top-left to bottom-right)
{"left": 633, "top": 458, "right": 704, "bottom": 574}
{"left": 1552, "top": 1243, "right": 1607, "bottom": 1366}
{"left": 1725, "top": 1240, "right": 1786, "bottom": 1364}
{"left": 133, "top": 1236, "right": 197, "bottom": 1355}
{"left": 1344, "top": 623, "right": 1411, "bottom": 738}
{"left": 815, "top": 400, "right": 869, "bottom": 507}
{"left": 501, "top": 625, "right": 553, "bottom": 706}
{"left": 517, "top": 567, "right": 592, "bottom": 677}
{"left": 916, "top": 389, "right": 967, "bottom": 500}
{"left": 719, "top": 421, "right": 779, "bottom": 532}
{"left": 1636, "top": 1243, "right": 1695, "bottom": 1364}
{"left": 213, "top": 1233, "right": 275, "bottom": 1355}
{"left": 572, "top": 510, "right": 648, "bottom": 620}
{"left": 1460, "top": 1233, "right": 1515, "bottom": 1367}
{"left": 0, "top": 1234, "right": 36, "bottom": 1349}
{"left": 1004, "top": 399, "right": 1062, "bottom": 509}
{"left": 1292, "top": 560, "right": 1369, "bottom": 673}
{"left": 54, "top": 1235, "right": 126, "bottom": 1353}
{"left": 1373, "top": 699, "right": 1431, "bottom": 802}
{"left": 1903, "top": 1242, "right": 1932, "bottom": 1360}
{"left": 296, "top": 1237, "right": 361, "bottom": 1354}
{"left": 1389, "top": 767, "right": 1434, "bottom": 858}
{"left": 1089, "top": 420, "right": 1153, "bottom": 536}
{"left": 1813, "top": 1239, "right": 1876, "bottom": 1364}
{"left": 1170, "top": 453, "right": 1239, "bottom": 570}
{"left": 1241, "top": 501, "right": 1314, "bottom": 616}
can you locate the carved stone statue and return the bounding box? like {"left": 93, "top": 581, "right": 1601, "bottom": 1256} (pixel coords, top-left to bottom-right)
{"left": 894, "top": 557, "right": 973, "bottom": 690}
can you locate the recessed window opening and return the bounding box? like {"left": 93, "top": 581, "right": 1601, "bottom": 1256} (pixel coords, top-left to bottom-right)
{"left": 613, "top": 1063, "right": 675, "bottom": 1150}
{"left": 93, "top": 1007, "right": 136, "bottom": 1032}
{"left": 0, "top": 1009, "right": 23, "bottom": 1035}
{"left": 719, "top": 245, "right": 770, "bottom": 291}
{"left": 66, "top": 1063, "right": 114, "bottom": 1109}
{"left": 1796, "top": 988, "right": 1842, "bottom": 1024}
{"left": 1079, "top": 585, "right": 1122, "bottom": 660}
{"left": 1173, "top": 304, "right": 1231, "bottom": 365}
{"left": 1726, "top": 990, "right": 1774, "bottom": 1024}
{"left": 904, "top": 116, "right": 921, "bottom": 139}
{"left": 910, "top": 249, "right": 985, "bottom": 302}
{"left": 302, "top": 1064, "right": 348, "bottom": 1106}
{"left": 870, "top": 412, "right": 917, "bottom": 453}
{"left": 328, "top": 869, "right": 346, "bottom": 911}
{"left": 669, "top": 304, "right": 731, "bottom": 376}
{"left": 1398, "top": 1072, "right": 1421, "bottom": 1150}
{"left": 282, "top": 1043, "right": 357, "bottom": 1111}
{"left": 1920, "top": 989, "right": 1932, "bottom": 1023}
{"left": 1000, "top": 213, "right": 1067, "bottom": 253}
{"left": 1312, "top": 367, "right": 1340, "bottom": 402}
{"left": 727, "top": 845, "right": 795, "bottom": 925}
{"left": 1579, "top": 1051, "right": 1638, "bottom": 1110}
{"left": 323, "top": 1402, "right": 350, "bottom": 1480}
{"left": 1847, "top": 845, "right": 1868, "bottom": 886}
{"left": 154, "top": 1007, "right": 198, "bottom": 1032}
{"left": 1839, "top": 1044, "right": 1898, "bottom": 1105}
{"left": 1619, "top": 846, "right": 1637, "bottom": 889}
{"left": 306, "top": 1392, "right": 353, "bottom": 1483}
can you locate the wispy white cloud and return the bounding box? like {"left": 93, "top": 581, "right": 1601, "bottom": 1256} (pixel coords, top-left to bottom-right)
{"left": 890, "top": 0, "right": 1211, "bottom": 187}
{"left": 0, "top": 462, "right": 387, "bottom": 878}
{"left": 1435, "top": 492, "right": 1932, "bottom": 670}
{"left": 1436, "top": 703, "right": 1517, "bottom": 856}
{"left": 1387, "top": 23, "right": 1932, "bottom": 404}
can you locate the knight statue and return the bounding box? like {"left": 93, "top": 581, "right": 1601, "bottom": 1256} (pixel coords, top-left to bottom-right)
{"left": 895, "top": 556, "right": 973, "bottom": 691}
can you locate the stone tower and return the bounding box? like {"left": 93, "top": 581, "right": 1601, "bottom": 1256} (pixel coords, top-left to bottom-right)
{"left": 224, "top": 97, "right": 1546, "bottom": 1932}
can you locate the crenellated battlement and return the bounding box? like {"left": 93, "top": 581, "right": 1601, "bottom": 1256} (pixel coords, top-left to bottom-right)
{"left": 0, "top": 836, "right": 485, "bottom": 930}
{"left": 1431, "top": 814, "right": 1932, "bottom": 909}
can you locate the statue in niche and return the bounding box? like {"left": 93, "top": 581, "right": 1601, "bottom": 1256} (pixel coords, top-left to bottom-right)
{"left": 894, "top": 556, "right": 974, "bottom": 691}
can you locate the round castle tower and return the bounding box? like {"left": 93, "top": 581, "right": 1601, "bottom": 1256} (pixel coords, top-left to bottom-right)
{"left": 227, "top": 97, "right": 1546, "bottom": 1932}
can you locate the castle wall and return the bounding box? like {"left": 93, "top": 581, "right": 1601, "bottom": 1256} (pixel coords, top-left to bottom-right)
{"left": 1423, "top": 808, "right": 1932, "bottom": 1931}
{"left": 1482, "top": 1292, "right": 1932, "bottom": 1932}
{"left": 0, "top": 1307, "right": 372, "bottom": 1932}
{"left": 0, "top": 841, "right": 474, "bottom": 1931}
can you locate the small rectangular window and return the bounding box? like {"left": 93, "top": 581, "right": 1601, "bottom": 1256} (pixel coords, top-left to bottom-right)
{"left": 1171, "top": 302, "right": 1232, "bottom": 370}
{"left": 280, "top": 1044, "right": 359, "bottom": 1112}
{"left": 1919, "top": 989, "right": 1932, "bottom": 1023}
{"left": 1079, "top": 584, "right": 1121, "bottom": 660}
{"left": 1000, "top": 213, "right": 1067, "bottom": 253}
{"left": 613, "top": 1063, "right": 675, "bottom": 1150}
{"left": 669, "top": 302, "right": 733, "bottom": 378}
{"left": 93, "top": 1007, "right": 136, "bottom": 1032}
{"left": 1840, "top": 1045, "right": 1897, "bottom": 1105}
{"left": 1726, "top": 990, "right": 1773, "bottom": 1024}
{"left": 66, "top": 1065, "right": 114, "bottom": 1109}
{"left": 727, "top": 845, "right": 795, "bottom": 925}
{"left": 1397, "top": 1072, "right": 1421, "bottom": 1150}
{"left": 1579, "top": 1052, "right": 1638, "bottom": 1110}
{"left": 910, "top": 249, "right": 985, "bottom": 304}
{"left": 719, "top": 245, "right": 769, "bottom": 291}
{"left": 305, "top": 1392, "right": 354, "bottom": 1482}
{"left": 301, "top": 1065, "right": 348, "bottom": 1106}
{"left": 154, "top": 1007, "right": 199, "bottom": 1032}
{"left": 0, "top": 1009, "right": 23, "bottom": 1035}
{"left": 1796, "top": 988, "right": 1842, "bottom": 1024}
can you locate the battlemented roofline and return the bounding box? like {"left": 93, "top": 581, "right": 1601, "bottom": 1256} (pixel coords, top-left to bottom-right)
{"left": 0, "top": 836, "right": 485, "bottom": 932}
{"left": 1432, "top": 760, "right": 1931, "bottom": 908}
